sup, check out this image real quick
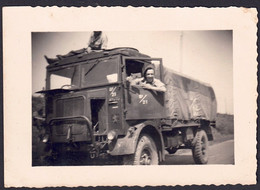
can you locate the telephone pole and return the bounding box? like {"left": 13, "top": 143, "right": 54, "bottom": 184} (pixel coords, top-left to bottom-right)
{"left": 180, "top": 31, "right": 183, "bottom": 73}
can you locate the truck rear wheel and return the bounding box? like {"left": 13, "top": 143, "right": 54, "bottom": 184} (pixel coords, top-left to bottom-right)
{"left": 124, "top": 134, "right": 158, "bottom": 165}
{"left": 192, "top": 130, "right": 209, "bottom": 164}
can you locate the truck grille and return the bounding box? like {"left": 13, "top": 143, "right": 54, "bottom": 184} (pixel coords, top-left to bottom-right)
{"left": 56, "top": 97, "right": 84, "bottom": 117}
{"left": 54, "top": 123, "right": 85, "bottom": 135}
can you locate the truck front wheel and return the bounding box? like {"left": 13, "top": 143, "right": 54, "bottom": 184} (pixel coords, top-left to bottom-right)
{"left": 123, "top": 134, "right": 159, "bottom": 165}
{"left": 192, "top": 130, "right": 209, "bottom": 164}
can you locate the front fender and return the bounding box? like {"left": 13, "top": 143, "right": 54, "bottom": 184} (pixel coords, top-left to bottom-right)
{"left": 108, "top": 121, "right": 164, "bottom": 160}
{"left": 108, "top": 123, "right": 144, "bottom": 156}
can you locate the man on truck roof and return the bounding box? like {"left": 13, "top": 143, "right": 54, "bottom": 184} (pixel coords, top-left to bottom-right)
{"left": 127, "top": 64, "right": 166, "bottom": 92}
{"left": 87, "top": 31, "right": 108, "bottom": 51}
{"left": 44, "top": 31, "right": 108, "bottom": 64}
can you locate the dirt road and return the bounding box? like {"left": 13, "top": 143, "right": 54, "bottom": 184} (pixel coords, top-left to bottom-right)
{"left": 161, "top": 139, "right": 234, "bottom": 165}
{"left": 34, "top": 139, "right": 234, "bottom": 166}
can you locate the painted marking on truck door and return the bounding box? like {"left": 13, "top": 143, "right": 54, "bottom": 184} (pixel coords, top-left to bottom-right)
{"left": 139, "top": 94, "right": 148, "bottom": 104}
{"left": 109, "top": 87, "right": 117, "bottom": 97}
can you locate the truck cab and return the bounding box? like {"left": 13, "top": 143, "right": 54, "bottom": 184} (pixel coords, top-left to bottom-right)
{"left": 38, "top": 48, "right": 165, "bottom": 163}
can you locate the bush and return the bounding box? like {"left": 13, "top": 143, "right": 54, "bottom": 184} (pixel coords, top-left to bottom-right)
{"left": 216, "top": 113, "right": 234, "bottom": 135}
{"left": 32, "top": 95, "right": 45, "bottom": 117}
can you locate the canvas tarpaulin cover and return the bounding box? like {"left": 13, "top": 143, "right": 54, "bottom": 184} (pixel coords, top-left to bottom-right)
{"left": 163, "top": 68, "right": 217, "bottom": 121}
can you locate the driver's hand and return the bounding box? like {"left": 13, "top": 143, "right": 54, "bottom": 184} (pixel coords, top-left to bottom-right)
{"left": 140, "top": 83, "right": 147, "bottom": 88}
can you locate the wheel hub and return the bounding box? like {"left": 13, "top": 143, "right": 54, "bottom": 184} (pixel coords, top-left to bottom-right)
{"left": 140, "top": 149, "right": 151, "bottom": 165}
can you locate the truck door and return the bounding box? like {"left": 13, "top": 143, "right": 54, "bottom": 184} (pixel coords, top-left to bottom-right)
{"left": 123, "top": 57, "right": 166, "bottom": 120}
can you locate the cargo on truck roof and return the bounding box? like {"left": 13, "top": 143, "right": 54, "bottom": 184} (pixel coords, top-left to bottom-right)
{"left": 46, "top": 47, "right": 151, "bottom": 68}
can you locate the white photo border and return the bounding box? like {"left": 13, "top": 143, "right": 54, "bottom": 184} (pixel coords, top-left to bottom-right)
{"left": 3, "top": 7, "right": 258, "bottom": 187}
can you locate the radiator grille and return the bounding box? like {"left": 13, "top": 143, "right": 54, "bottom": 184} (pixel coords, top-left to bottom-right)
{"left": 54, "top": 123, "right": 86, "bottom": 135}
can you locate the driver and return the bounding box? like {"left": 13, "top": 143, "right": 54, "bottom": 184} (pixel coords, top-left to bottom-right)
{"left": 126, "top": 64, "right": 166, "bottom": 92}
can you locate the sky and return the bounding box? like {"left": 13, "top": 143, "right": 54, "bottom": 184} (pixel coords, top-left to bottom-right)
{"left": 32, "top": 31, "right": 233, "bottom": 114}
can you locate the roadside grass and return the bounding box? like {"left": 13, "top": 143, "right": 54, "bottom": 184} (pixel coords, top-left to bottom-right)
{"left": 215, "top": 113, "right": 234, "bottom": 135}
{"left": 210, "top": 113, "right": 234, "bottom": 145}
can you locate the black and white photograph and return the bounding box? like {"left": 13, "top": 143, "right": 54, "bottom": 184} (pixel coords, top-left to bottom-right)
{"left": 32, "top": 31, "right": 234, "bottom": 166}
{"left": 3, "top": 7, "right": 257, "bottom": 187}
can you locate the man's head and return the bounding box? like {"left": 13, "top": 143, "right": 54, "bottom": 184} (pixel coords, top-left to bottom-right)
{"left": 142, "top": 64, "right": 155, "bottom": 83}
{"left": 93, "top": 31, "right": 102, "bottom": 37}
{"left": 144, "top": 68, "right": 155, "bottom": 83}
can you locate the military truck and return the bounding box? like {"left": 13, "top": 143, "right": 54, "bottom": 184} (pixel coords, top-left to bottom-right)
{"left": 37, "top": 47, "right": 217, "bottom": 165}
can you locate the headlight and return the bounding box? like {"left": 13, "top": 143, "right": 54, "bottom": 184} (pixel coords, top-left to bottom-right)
{"left": 42, "top": 134, "right": 49, "bottom": 143}
{"left": 107, "top": 130, "right": 117, "bottom": 141}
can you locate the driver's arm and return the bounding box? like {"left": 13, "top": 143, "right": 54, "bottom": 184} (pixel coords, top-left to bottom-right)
{"left": 142, "top": 80, "right": 166, "bottom": 92}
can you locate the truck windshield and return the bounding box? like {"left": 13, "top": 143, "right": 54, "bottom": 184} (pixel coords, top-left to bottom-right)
{"left": 48, "top": 65, "right": 80, "bottom": 89}
{"left": 81, "top": 58, "right": 119, "bottom": 87}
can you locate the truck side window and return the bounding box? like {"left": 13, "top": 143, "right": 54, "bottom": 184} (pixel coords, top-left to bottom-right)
{"left": 125, "top": 60, "right": 144, "bottom": 77}
{"left": 125, "top": 59, "right": 161, "bottom": 80}
{"left": 125, "top": 60, "right": 166, "bottom": 92}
